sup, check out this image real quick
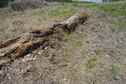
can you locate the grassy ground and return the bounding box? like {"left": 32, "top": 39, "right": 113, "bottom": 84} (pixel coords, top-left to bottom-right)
{"left": 0, "top": 1, "right": 125, "bottom": 40}
{"left": 49, "top": 1, "right": 126, "bottom": 16}
{"left": 27, "top": 1, "right": 126, "bottom": 31}
{"left": 0, "top": 1, "right": 126, "bottom": 84}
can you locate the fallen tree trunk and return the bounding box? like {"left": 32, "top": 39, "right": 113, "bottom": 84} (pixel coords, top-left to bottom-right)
{"left": 0, "top": 10, "right": 89, "bottom": 65}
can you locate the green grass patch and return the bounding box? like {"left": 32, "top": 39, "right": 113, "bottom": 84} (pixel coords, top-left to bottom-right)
{"left": 86, "top": 57, "right": 97, "bottom": 69}
{"left": 112, "top": 64, "right": 120, "bottom": 80}
{"left": 98, "top": 2, "right": 126, "bottom": 16}
{"left": 19, "top": 1, "right": 126, "bottom": 21}
{"left": 56, "top": 1, "right": 126, "bottom": 16}
{"left": 48, "top": 5, "right": 76, "bottom": 18}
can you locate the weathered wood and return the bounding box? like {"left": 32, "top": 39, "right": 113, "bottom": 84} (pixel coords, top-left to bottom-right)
{"left": 0, "top": 11, "right": 89, "bottom": 65}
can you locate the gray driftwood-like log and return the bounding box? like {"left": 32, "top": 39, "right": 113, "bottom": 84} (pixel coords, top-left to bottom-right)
{"left": 0, "top": 11, "right": 89, "bottom": 65}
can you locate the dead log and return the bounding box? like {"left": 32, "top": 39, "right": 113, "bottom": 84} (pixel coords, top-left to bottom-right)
{"left": 0, "top": 10, "right": 89, "bottom": 65}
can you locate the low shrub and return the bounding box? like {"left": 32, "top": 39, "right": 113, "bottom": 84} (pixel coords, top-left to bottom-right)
{"left": 9, "top": 0, "right": 47, "bottom": 11}
{"left": 0, "top": 0, "right": 14, "bottom": 7}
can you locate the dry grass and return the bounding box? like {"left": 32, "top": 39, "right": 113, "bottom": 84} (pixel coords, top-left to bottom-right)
{"left": 0, "top": 2, "right": 126, "bottom": 84}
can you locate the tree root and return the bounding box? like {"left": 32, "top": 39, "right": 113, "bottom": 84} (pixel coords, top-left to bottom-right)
{"left": 0, "top": 10, "right": 89, "bottom": 65}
